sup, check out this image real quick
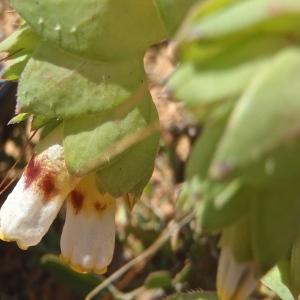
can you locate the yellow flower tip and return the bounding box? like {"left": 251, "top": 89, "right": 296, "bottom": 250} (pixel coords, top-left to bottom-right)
{"left": 218, "top": 286, "right": 246, "bottom": 300}
{"left": 94, "top": 266, "right": 108, "bottom": 275}
{"left": 59, "top": 254, "right": 84, "bottom": 273}
{"left": 0, "top": 232, "right": 29, "bottom": 250}
{"left": 69, "top": 263, "right": 89, "bottom": 274}
{"left": 217, "top": 287, "right": 230, "bottom": 300}
{"left": 0, "top": 231, "right": 5, "bottom": 241}
{"left": 16, "top": 241, "right": 29, "bottom": 250}
{"left": 59, "top": 254, "right": 68, "bottom": 264}
{"left": 59, "top": 254, "right": 108, "bottom": 275}
{"left": 217, "top": 246, "right": 257, "bottom": 300}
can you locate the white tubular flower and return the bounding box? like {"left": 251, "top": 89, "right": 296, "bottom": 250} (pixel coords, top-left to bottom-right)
{"left": 217, "top": 246, "right": 257, "bottom": 300}
{"left": 0, "top": 144, "right": 75, "bottom": 250}
{"left": 0, "top": 143, "right": 116, "bottom": 275}
{"left": 60, "top": 175, "right": 116, "bottom": 274}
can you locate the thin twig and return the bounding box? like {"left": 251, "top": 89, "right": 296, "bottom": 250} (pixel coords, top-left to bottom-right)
{"left": 0, "top": 176, "right": 18, "bottom": 196}
{"left": 0, "top": 130, "right": 37, "bottom": 194}
{"left": 85, "top": 212, "right": 195, "bottom": 300}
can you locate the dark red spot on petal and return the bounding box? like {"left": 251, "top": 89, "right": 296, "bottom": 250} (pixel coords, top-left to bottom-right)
{"left": 94, "top": 201, "right": 106, "bottom": 211}
{"left": 24, "top": 156, "right": 42, "bottom": 189}
{"left": 39, "top": 173, "right": 57, "bottom": 200}
{"left": 70, "top": 190, "right": 84, "bottom": 214}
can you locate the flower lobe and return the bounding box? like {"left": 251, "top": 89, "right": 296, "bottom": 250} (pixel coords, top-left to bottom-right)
{"left": 70, "top": 190, "right": 84, "bottom": 214}
{"left": 24, "top": 156, "right": 42, "bottom": 189}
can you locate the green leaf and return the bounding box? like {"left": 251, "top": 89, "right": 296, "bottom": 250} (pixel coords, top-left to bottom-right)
{"left": 40, "top": 254, "right": 100, "bottom": 296}
{"left": 8, "top": 113, "right": 30, "bottom": 125}
{"left": 186, "top": 111, "right": 230, "bottom": 180}
{"left": 174, "top": 0, "right": 300, "bottom": 75}
{"left": 250, "top": 187, "right": 300, "bottom": 273}
{"left": 210, "top": 48, "right": 300, "bottom": 187}
{"left": 173, "top": 263, "right": 191, "bottom": 285}
{"left": 170, "top": 29, "right": 291, "bottom": 121}
{"left": 179, "top": 116, "right": 222, "bottom": 216}
{"left": 63, "top": 90, "right": 159, "bottom": 196}
{"left": 35, "top": 123, "right": 63, "bottom": 154}
{"left": 31, "top": 115, "right": 61, "bottom": 131}
{"left": 184, "top": 0, "right": 300, "bottom": 42}
{"left": 18, "top": 42, "right": 146, "bottom": 120}
{"left": 11, "top": 0, "right": 166, "bottom": 60}
{"left": 0, "top": 25, "right": 39, "bottom": 57}
{"left": 63, "top": 90, "right": 154, "bottom": 173}
{"left": 181, "top": 0, "right": 241, "bottom": 23}
{"left": 168, "top": 58, "right": 267, "bottom": 108}
{"left": 262, "top": 261, "right": 294, "bottom": 300}
{"left": 184, "top": 108, "right": 250, "bottom": 229}
{"left": 177, "top": 177, "right": 202, "bottom": 216}
{"left": 199, "top": 180, "right": 250, "bottom": 231}
{"left": 221, "top": 215, "right": 253, "bottom": 263}
{"left": 96, "top": 128, "right": 159, "bottom": 197}
{"left": 290, "top": 237, "right": 300, "bottom": 297}
{"left": 167, "top": 291, "right": 218, "bottom": 300}
{"left": 153, "top": 0, "right": 198, "bottom": 35}
{"left": 2, "top": 53, "right": 30, "bottom": 80}
{"left": 144, "top": 270, "right": 173, "bottom": 289}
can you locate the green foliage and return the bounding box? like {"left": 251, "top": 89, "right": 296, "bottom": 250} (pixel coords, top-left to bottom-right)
{"left": 40, "top": 254, "right": 100, "bottom": 296}
{"left": 0, "top": 25, "right": 39, "bottom": 56}
{"left": 168, "top": 56, "right": 268, "bottom": 109}
{"left": 144, "top": 270, "right": 173, "bottom": 289}
{"left": 168, "top": 291, "right": 218, "bottom": 300}
{"left": 17, "top": 42, "right": 145, "bottom": 120}
{"left": 250, "top": 187, "right": 300, "bottom": 273}
{"left": 177, "top": 0, "right": 300, "bottom": 44}
{"left": 169, "top": 0, "right": 300, "bottom": 298}
{"left": 290, "top": 237, "right": 300, "bottom": 297}
{"left": 63, "top": 90, "right": 159, "bottom": 197}
{"left": 11, "top": 0, "right": 167, "bottom": 60}
{"left": 261, "top": 261, "right": 294, "bottom": 300}
{"left": 0, "top": 25, "right": 40, "bottom": 79}
{"left": 210, "top": 49, "right": 300, "bottom": 186}
{"left": 5, "top": 0, "right": 300, "bottom": 299}
{"left": 1, "top": 0, "right": 187, "bottom": 197}
{"left": 3, "top": 0, "right": 198, "bottom": 199}
{"left": 154, "top": 0, "right": 198, "bottom": 35}
{"left": 8, "top": 113, "right": 30, "bottom": 125}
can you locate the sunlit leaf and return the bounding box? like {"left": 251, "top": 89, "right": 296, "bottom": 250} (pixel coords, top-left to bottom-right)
{"left": 262, "top": 261, "right": 293, "bottom": 300}
{"left": 168, "top": 291, "right": 218, "bottom": 300}
{"left": 168, "top": 59, "right": 267, "bottom": 107}
{"left": 8, "top": 113, "right": 30, "bottom": 125}
{"left": 153, "top": 0, "right": 198, "bottom": 35}
{"left": 184, "top": 0, "right": 300, "bottom": 42}
{"left": 210, "top": 48, "right": 300, "bottom": 187}
{"left": 0, "top": 25, "right": 39, "bottom": 57}
{"left": 145, "top": 270, "right": 173, "bottom": 289}
{"left": 18, "top": 42, "right": 146, "bottom": 120}
{"left": 2, "top": 53, "right": 30, "bottom": 80}
{"left": 11, "top": 0, "right": 166, "bottom": 60}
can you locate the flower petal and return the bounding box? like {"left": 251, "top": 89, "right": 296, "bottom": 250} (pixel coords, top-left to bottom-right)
{"left": 60, "top": 175, "right": 116, "bottom": 274}
{"left": 217, "top": 246, "right": 257, "bottom": 300}
{"left": 0, "top": 144, "right": 75, "bottom": 249}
